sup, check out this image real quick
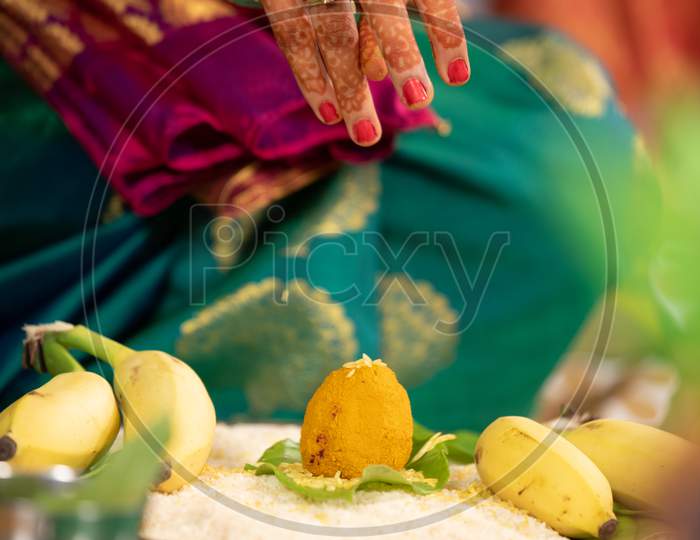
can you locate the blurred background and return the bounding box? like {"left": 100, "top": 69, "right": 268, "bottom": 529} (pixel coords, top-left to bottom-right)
{"left": 473, "top": 0, "right": 700, "bottom": 438}
{"left": 485, "top": 3, "right": 700, "bottom": 537}
{"left": 1, "top": 0, "right": 700, "bottom": 537}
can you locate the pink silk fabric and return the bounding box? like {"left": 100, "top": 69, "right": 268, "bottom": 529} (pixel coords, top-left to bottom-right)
{"left": 0, "top": 0, "right": 436, "bottom": 215}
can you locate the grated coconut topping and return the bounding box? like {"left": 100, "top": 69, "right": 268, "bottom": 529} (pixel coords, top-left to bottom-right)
{"left": 342, "top": 354, "right": 387, "bottom": 376}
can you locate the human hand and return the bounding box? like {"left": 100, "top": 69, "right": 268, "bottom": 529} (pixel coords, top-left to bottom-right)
{"left": 261, "top": 0, "right": 469, "bottom": 146}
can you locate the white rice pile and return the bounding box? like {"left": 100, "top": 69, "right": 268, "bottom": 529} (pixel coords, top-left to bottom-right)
{"left": 141, "top": 424, "right": 564, "bottom": 540}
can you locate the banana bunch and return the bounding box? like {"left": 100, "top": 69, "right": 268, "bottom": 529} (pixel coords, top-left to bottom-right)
{"left": 476, "top": 416, "right": 618, "bottom": 539}
{"left": 111, "top": 349, "right": 216, "bottom": 492}
{"left": 1, "top": 322, "right": 216, "bottom": 493}
{"left": 0, "top": 371, "right": 120, "bottom": 473}
{"left": 476, "top": 415, "right": 700, "bottom": 537}
{"left": 564, "top": 418, "right": 699, "bottom": 512}
{"left": 47, "top": 324, "right": 217, "bottom": 493}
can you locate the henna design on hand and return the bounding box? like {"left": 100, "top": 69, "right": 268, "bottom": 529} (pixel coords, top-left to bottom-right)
{"left": 313, "top": 7, "right": 367, "bottom": 113}
{"left": 419, "top": 0, "right": 463, "bottom": 49}
{"left": 265, "top": 2, "right": 327, "bottom": 95}
{"left": 362, "top": 0, "right": 422, "bottom": 73}
{"left": 359, "top": 14, "right": 388, "bottom": 80}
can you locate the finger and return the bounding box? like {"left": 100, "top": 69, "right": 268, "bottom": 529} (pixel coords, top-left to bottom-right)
{"left": 414, "top": 0, "right": 469, "bottom": 85}
{"left": 359, "top": 14, "right": 388, "bottom": 81}
{"left": 309, "top": 1, "right": 382, "bottom": 146}
{"left": 262, "top": 0, "right": 342, "bottom": 124}
{"left": 359, "top": 0, "right": 433, "bottom": 109}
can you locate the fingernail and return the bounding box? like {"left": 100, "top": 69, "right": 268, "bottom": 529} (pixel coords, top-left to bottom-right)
{"left": 319, "top": 101, "right": 339, "bottom": 123}
{"left": 448, "top": 58, "right": 470, "bottom": 84}
{"left": 402, "top": 78, "right": 428, "bottom": 106}
{"left": 353, "top": 119, "right": 377, "bottom": 144}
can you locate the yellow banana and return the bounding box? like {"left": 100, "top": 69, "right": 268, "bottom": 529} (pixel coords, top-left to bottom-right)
{"left": 28, "top": 323, "right": 217, "bottom": 493}
{"left": 0, "top": 371, "right": 119, "bottom": 472}
{"left": 113, "top": 350, "right": 216, "bottom": 492}
{"left": 476, "top": 416, "right": 617, "bottom": 539}
{"left": 564, "top": 418, "right": 699, "bottom": 511}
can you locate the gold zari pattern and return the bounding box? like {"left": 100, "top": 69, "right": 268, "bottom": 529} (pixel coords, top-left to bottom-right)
{"left": 378, "top": 274, "right": 459, "bottom": 387}
{"left": 177, "top": 278, "right": 358, "bottom": 415}
{"left": 285, "top": 165, "right": 381, "bottom": 257}
{"left": 0, "top": 0, "right": 235, "bottom": 87}
{"left": 501, "top": 34, "right": 611, "bottom": 118}
{"left": 159, "top": 0, "right": 235, "bottom": 28}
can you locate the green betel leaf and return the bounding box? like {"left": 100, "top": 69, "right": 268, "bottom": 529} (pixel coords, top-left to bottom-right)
{"left": 412, "top": 421, "right": 434, "bottom": 450}
{"left": 243, "top": 439, "right": 300, "bottom": 472}
{"left": 413, "top": 421, "right": 479, "bottom": 464}
{"left": 253, "top": 462, "right": 355, "bottom": 502}
{"left": 245, "top": 435, "right": 448, "bottom": 501}
{"left": 408, "top": 441, "right": 450, "bottom": 490}
{"left": 358, "top": 465, "right": 437, "bottom": 495}
{"left": 260, "top": 438, "right": 301, "bottom": 466}
{"left": 445, "top": 430, "right": 480, "bottom": 464}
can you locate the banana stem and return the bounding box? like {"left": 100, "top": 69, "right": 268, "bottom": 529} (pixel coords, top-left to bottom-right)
{"left": 54, "top": 325, "right": 134, "bottom": 368}
{"left": 42, "top": 336, "right": 84, "bottom": 375}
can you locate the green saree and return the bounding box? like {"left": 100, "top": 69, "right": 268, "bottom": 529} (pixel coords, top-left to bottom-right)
{"left": 0, "top": 19, "right": 649, "bottom": 431}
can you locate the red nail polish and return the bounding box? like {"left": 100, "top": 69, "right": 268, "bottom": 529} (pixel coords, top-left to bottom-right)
{"left": 319, "top": 101, "right": 339, "bottom": 123}
{"left": 448, "top": 58, "right": 470, "bottom": 84}
{"left": 402, "top": 78, "right": 428, "bottom": 106}
{"left": 353, "top": 119, "right": 377, "bottom": 144}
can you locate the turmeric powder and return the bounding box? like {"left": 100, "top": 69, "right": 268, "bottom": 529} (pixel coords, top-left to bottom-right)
{"left": 300, "top": 354, "right": 413, "bottom": 478}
